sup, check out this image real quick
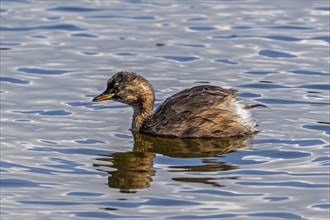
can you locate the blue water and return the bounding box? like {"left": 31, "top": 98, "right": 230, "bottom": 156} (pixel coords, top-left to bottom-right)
{"left": 1, "top": 0, "right": 329, "bottom": 219}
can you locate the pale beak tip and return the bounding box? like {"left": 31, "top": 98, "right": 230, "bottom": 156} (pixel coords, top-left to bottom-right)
{"left": 92, "top": 96, "right": 101, "bottom": 102}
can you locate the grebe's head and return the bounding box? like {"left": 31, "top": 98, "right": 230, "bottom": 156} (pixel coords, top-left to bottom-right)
{"left": 92, "top": 71, "right": 155, "bottom": 108}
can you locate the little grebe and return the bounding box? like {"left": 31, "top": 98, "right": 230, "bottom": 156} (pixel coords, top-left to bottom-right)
{"left": 92, "top": 71, "right": 263, "bottom": 138}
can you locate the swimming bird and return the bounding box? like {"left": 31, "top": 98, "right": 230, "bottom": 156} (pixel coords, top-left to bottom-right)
{"left": 92, "top": 71, "right": 263, "bottom": 138}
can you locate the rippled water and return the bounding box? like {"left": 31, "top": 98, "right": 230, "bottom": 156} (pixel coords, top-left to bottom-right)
{"left": 1, "top": 0, "right": 329, "bottom": 219}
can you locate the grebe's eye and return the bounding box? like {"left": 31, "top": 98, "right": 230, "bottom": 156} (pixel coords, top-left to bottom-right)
{"left": 114, "top": 85, "right": 122, "bottom": 92}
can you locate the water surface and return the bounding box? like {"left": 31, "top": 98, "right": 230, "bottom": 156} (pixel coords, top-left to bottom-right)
{"left": 1, "top": 0, "right": 329, "bottom": 219}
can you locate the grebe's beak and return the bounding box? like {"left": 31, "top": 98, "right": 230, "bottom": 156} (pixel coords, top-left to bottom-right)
{"left": 92, "top": 92, "right": 115, "bottom": 102}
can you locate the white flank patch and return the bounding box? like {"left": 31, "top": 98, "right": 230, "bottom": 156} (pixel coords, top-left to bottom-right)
{"left": 234, "top": 101, "right": 256, "bottom": 128}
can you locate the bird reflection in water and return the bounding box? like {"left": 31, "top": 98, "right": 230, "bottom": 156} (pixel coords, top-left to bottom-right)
{"left": 93, "top": 133, "right": 253, "bottom": 193}
{"left": 94, "top": 151, "right": 155, "bottom": 193}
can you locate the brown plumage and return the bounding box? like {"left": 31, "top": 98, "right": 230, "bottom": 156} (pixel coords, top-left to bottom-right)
{"left": 92, "top": 71, "right": 262, "bottom": 138}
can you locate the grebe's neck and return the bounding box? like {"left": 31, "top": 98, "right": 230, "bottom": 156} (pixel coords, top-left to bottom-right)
{"left": 131, "top": 101, "right": 154, "bottom": 132}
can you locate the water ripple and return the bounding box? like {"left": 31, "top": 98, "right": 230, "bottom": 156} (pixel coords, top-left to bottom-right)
{"left": 183, "top": 189, "right": 262, "bottom": 197}
{"left": 81, "top": 51, "right": 101, "bottom": 56}
{"left": 259, "top": 50, "right": 297, "bottom": 58}
{"left": 303, "top": 124, "right": 330, "bottom": 135}
{"left": 263, "top": 35, "right": 301, "bottom": 42}
{"left": 251, "top": 149, "right": 311, "bottom": 159}
{"left": 13, "top": 110, "right": 72, "bottom": 116}
{"left": 0, "top": 76, "right": 30, "bottom": 84}
{"left": 0, "top": 179, "right": 52, "bottom": 188}
{"left": 48, "top": 6, "right": 103, "bottom": 12}
{"left": 311, "top": 204, "right": 330, "bottom": 209}
{"left": 20, "top": 197, "right": 200, "bottom": 207}
{"left": 297, "top": 84, "right": 330, "bottom": 90}
{"left": 157, "top": 55, "right": 199, "bottom": 62}
{"left": 188, "top": 26, "right": 217, "bottom": 31}
{"left": 256, "top": 98, "right": 329, "bottom": 106}
{"left": 17, "top": 67, "right": 72, "bottom": 75}
{"left": 314, "top": 7, "right": 330, "bottom": 11}
{"left": 85, "top": 15, "right": 156, "bottom": 20}
{"left": 167, "top": 212, "right": 304, "bottom": 219}
{"left": 310, "top": 36, "right": 330, "bottom": 44}
{"left": 75, "top": 139, "right": 106, "bottom": 144}
{"left": 312, "top": 156, "right": 330, "bottom": 166}
{"left": 70, "top": 33, "right": 98, "bottom": 38}
{"left": 66, "top": 192, "right": 104, "bottom": 197}
{"left": 214, "top": 59, "right": 238, "bottom": 65}
{"left": 263, "top": 196, "right": 289, "bottom": 201}
{"left": 67, "top": 101, "right": 125, "bottom": 110}
{"left": 176, "top": 43, "right": 206, "bottom": 48}
{"left": 247, "top": 212, "right": 304, "bottom": 220}
{"left": 269, "top": 25, "right": 313, "bottom": 30}
{"left": 73, "top": 211, "right": 121, "bottom": 219}
{"left": 237, "top": 181, "right": 329, "bottom": 188}
{"left": 238, "top": 92, "right": 262, "bottom": 98}
{"left": 290, "top": 70, "right": 329, "bottom": 76}
{"left": 187, "top": 17, "right": 208, "bottom": 22}
{"left": 254, "top": 138, "right": 325, "bottom": 147}
{"left": 213, "top": 34, "right": 329, "bottom": 44}
{"left": 239, "top": 82, "right": 287, "bottom": 89}
{"left": 244, "top": 71, "right": 275, "bottom": 75}
{"left": 30, "top": 147, "right": 114, "bottom": 156}
{"left": 1, "top": 24, "right": 85, "bottom": 31}
{"left": 115, "top": 52, "right": 137, "bottom": 56}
